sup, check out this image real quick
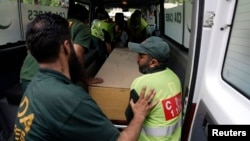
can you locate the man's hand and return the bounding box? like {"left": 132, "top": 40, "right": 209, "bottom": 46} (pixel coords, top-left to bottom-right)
{"left": 117, "top": 86, "right": 158, "bottom": 141}
{"left": 87, "top": 77, "right": 104, "bottom": 85}
{"left": 130, "top": 86, "right": 158, "bottom": 120}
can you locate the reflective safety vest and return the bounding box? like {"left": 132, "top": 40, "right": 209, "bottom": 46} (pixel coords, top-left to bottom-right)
{"left": 139, "top": 116, "right": 182, "bottom": 141}
{"left": 131, "top": 68, "right": 182, "bottom": 141}
{"left": 91, "top": 19, "right": 115, "bottom": 42}
{"left": 127, "top": 18, "right": 148, "bottom": 39}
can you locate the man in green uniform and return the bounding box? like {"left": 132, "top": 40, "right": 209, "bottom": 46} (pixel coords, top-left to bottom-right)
{"left": 13, "top": 13, "right": 158, "bottom": 141}
{"left": 67, "top": 3, "right": 90, "bottom": 66}
{"left": 125, "top": 36, "right": 182, "bottom": 141}
{"left": 20, "top": 4, "right": 102, "bottom": 90}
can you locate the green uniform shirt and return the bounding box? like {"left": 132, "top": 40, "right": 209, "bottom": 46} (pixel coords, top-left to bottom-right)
{"left": 20, "top": 19, "right": 91, "bottom": 89}
{"left": 14, "top": 69, "right": 120, "bottom": 141}
{"left": 20, "top": 53, "right": 39, "bottom": 81}
{"left": 68, "top": 19, "right": 91, "bottom": 52}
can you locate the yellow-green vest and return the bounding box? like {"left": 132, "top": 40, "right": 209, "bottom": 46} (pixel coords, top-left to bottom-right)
{"left": 131, "top": 68, "right": 182, "bottom": 141}
{"left": 91, "top": 19, "right": 115, "bottom": 42}
{"left": 127, "top": 18, "right": 148, "bottom": 38}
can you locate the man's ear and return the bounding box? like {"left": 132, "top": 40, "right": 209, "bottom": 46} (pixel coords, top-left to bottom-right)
{"left": 62, "top": 40, "right": 71, "bottom": 56}
{"left": 150, "top": 58, "right": 159, "bottom": 67}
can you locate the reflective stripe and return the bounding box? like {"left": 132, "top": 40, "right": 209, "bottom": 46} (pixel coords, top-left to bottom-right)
{"left": 141, "top": 118, "right": 182, "bottom": 136}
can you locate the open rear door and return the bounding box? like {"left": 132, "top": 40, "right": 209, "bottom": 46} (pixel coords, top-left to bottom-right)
{"left": 183, "top": 0, "right": 250, "bottom": 140}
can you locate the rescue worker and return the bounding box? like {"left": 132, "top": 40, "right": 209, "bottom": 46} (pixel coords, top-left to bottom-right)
{"left": 127, "top": 10, "right": 151, "bottom": 43}
{"left": 19, "top": 4, "right": 103, "bottom": 91}
{"left": 12, "top": 13, "right": 159, "bottom": 141}
{"left": 125, "top": 36, "right": 182, "bottom": 141}
{"left": 91, "top": 9, "right": 115, "bottom": 65}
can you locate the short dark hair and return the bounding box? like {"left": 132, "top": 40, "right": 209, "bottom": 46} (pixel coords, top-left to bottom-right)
{"left": 96, "top": 8, "right": 109, "bottom": 20}
{"left": 115, "top": 13, "right": 124, "bottom": 23}
{"left": 115, "top": 13, "right": 126, "bottom": 28}
{"left": 67, "top": 4, "right": 89, "bottom": 21}
{"left": 131, "top": 10, "right": 141, "bottom": 26}
{"left": 26, "top": 13, "right": 71, "bottom": 63}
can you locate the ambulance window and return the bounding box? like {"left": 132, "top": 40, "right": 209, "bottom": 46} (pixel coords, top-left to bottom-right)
{"left": 222, "top": 0, "right": 250, "bottom": 99}
{"left": 20, "top": 0, "right": 69, "bottom": 39}
{"left": 22, "top": 0, "right": 68, "bottom": 7}
{"left": 163, "top": 0, "right": 192, "bottom": 49}
{"left": 106, "top": 8, "right": 137, "bottom": 22}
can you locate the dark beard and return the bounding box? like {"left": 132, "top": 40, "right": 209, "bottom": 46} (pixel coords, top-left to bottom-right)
{"left": 138, "top": 63, "right": 150, "bottom": 74}
{"left": 68, "top": 47, "right": 88, "bottom": 89}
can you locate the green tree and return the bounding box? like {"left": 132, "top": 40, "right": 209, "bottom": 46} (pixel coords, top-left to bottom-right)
{"left": 50, "top": 0, "right": 60, "bottom": 6}
{"left": 40, "top": 0, "right": 51, "bottom": 6}
{"left": 22, "top": 0, "right": 60, "bottom": 6}
{"left": 167, "top": 0, "right": 184, "bottom": 4}
{"left": 22, "top": 0, "right": 34, "bottom": 4}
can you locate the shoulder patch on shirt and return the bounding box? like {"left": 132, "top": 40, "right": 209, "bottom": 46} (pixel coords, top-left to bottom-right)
{"left": 161, "top": 93, "right": 182, "bottom": 120}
